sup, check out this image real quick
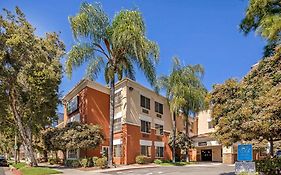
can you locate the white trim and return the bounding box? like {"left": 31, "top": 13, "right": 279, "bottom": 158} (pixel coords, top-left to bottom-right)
{"left": 66, "top": 149, "right": 79, "bottom": 160}
{"left": 139, "top": 114, "right": 152, "bottom": 122}
{"left": 154, "top": 118, "right": 164, "bottom": 125}
{"left": 154, "top": 141, "right": 164, "bottom": 147}
{"left": 114, "top": 112, "right": 122, "bottom": 119}
{"left": 113, "top": 139, "right": 122, "bottom": 145}
{"left": 140, "top": 140, "right": 152, "bottom": 146}
{"left": 115, "top": 88, "right": 122, "bottom": 94}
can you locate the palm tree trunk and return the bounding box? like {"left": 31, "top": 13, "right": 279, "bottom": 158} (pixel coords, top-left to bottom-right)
{"left": 108, "top": 78, "right": 115, "bottom": 167}
{"left": 10, "top": 89, "right": 38, "bottom": 166}
{"left": 269, "top": 138, "right": 274, "bottom": 157}
{"left": 173, "top": 111, "right": 176, "bottom": 163}
{"left": 185, "top": 119, "right": 189, "bottom": 162}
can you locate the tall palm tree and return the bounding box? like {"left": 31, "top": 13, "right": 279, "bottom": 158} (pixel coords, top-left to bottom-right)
{"left": 157, "top": 57, "right": 206, "bottom": 162}
{"left": 66, "top": 2, "right": 159, "bottom": 166}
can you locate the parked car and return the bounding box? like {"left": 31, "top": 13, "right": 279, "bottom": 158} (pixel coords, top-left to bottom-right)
{"left": 0, "top": 155, "right": 8, "bottom": 166}
{"left": 276, "top": 150, "right": 281, "bottom": 158}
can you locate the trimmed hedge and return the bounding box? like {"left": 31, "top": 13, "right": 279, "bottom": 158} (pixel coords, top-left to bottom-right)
{"left": 255, "top": 158, "right": 281, "bottom": 175}
{"left": 65, "top": 159, "right": 81, "bottom": 168}
{"left": 95, "top": 157, "right": 107, "bottom": 169}
{"left": 154, "top": 159, "right": 162, "bottom": 164}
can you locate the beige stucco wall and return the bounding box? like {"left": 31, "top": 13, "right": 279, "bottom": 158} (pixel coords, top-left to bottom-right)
{"left": 117, "top": 79, "right": 173, "bottom": 132}
{"left": 197, "top": 110, "right": 214, "bottom": 135}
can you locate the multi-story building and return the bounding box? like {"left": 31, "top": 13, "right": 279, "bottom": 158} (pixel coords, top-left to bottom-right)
{"left": 191, "top": 110, "right": 238, "bottom": 164}
{"left": 62, "top": 78, "right": 196, "bottom": 164}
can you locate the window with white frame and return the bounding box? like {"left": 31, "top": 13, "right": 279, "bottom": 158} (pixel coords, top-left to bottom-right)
{"left": 140, "top": 95, "right": 150, "bottom": 110}
{"left": 113, "top": 144, "right": 122, "bottom": 157}
{"left": 155, "top": 101, "right": 163, "bottom": 114}
{"left": 67, "top": 149, "right": 78, "bottom": 159}
{"left": 114, "top": 118, "right": 122, "bottom": 132}
{"left": 156, "top": 146, "right": 164, "bottom": 158}
{"left": 155, "top": 124, "right": 164, "bottom": 135}
{"left": 141, "top": 120, "right": 151, "bottom": 133}
{"left": 115, "top": 90, "right": 122, "bottom": 105}
{"left": 140, "top": 145, "right": 151, "bottom": 157}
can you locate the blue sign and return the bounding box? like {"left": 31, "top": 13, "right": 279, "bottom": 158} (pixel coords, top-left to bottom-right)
{"left": 238, "top": 144, "right": 253, "bottom": 161}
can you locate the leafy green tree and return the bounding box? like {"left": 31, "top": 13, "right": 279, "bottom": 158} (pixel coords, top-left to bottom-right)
{"left": 0, "top": 7, "right": 65, "bottom": 166}
{"left": 211, "top": 56, "right": 281, "bottom": 156}
{"left": 240, "top": 0, "right": 281, "bottom": 57}
{"left": 168, "top": 132, "right": 193, "bottom": 161}
{"left": 157, "top": 57, "right": 206, "bottom": 162}
{"left": 66, "top": 2, "right": 159, "bottom": 166}
{"left": 43, "top": 122, "right": 104, "bottom": 162}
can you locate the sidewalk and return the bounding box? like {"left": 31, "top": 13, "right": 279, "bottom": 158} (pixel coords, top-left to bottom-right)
{"left": 52, "top": 164, "right": 158, "bottom": 175}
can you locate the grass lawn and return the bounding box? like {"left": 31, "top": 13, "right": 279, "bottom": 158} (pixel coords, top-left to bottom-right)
{"left": 20, "top": 167, "right": 61, "bottom": 175}
{"left": 11, "top": 163, "right": 61, "bottom": 175}
{"left": 159, "top": 162, "right": 192, "bottom": 166}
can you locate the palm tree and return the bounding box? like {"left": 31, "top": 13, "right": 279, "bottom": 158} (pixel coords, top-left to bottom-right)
{"left": 157, "top": 57, "right": 206, "bottom": 162}
{"left": 66, "top": 2, "right": 159, "bottom": 166}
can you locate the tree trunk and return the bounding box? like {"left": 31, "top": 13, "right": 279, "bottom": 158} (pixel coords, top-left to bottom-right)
{"left": 14, "top": 133, "right": 18, "bottom": 163}
{"left": 269, "top": 138, "right": 274, "bottom": 157}
{"left": 173, "top": 111, "right": 176, "bottom": 163}
{"left": 10, "top": 89, "right": 38, "bottom": 166}
{"left": 184, "top": 119, "right": 189, "bottom": 162}
{"left": 62, "top": 150, "right": 67, "bottom": 165}
{"left": 108, "top": 78, "right": 115, "bottom": 167}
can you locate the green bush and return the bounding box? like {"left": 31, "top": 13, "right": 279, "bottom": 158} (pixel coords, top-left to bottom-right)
{"left": 65, "top": 159, "right": 81, "bottom": 168}
{"left": 95, "top": 157, "right": 107, "bottom": 169}
{"left": 136, "top": 155, "right": 150, "bottom": 164}
{"left": 154, "top": 159, "right": 162, "bottom": 164}
{"left": 92, "top": 156, "right": 99, "bottom": 166}
{"left": 80, "top": 158, "right": 88, "bottom": 168}
{"left": 255, "top": 157, "right": 281, "bottom": 175}
{"left": 48, "top": 157, "right": 61, "bottom": 165}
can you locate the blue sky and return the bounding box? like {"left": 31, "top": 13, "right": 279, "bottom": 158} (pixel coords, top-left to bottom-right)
{"left": 1, "top": 0, "right": 265, "bottom": 112}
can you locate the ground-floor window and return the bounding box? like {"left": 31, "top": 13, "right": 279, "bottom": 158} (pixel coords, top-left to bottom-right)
{"left": 140, "top": 145, "right": 151, "bottom": 157}
{"left": 101, "top": 146, "right": 109, "bottom": 157}
{"left": 67, "top": 149, "right": 78, "bottom": 159}
{"left": 156, "top": 146, "right": 164, "bottom": 158}
{"left": 113, "top": 144, "right": 122, "bottom": 157}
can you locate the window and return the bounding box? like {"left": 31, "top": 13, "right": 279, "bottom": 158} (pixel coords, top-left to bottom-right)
{"left": 141, "top": 120, "right": 151, "bottom": 133}
{"left": 156, "top": 146, "right": 164, "bottom": 158}
{"left": 155, "top": 124, "right": 163, "bottom": 135}
{"left": 140, "top": 145, "right": 151, "bottom": 157}
{"left": 208, "top": 121, "right": 214, "bottom": 129}
{"left": 155, "top": 102, "right": 163, "bottom": 114}
{"left": 101, "top": 146, "right": 108, "bottom": 157}
{"left": 140, "top": 95, "right": 150, "bottom": 110}
{"left": 67, "top": 96, "right": 78, "bottom": 114}
{"left": 67, "top": 149, "right": 78, "bottom": 159}
{"left": 114, "top": 118, "right": 122, "bottom": 132}
{"left": 115, "top": 91, "right": 122, "bottom": 105}
{"left": 113, "top": 144, "right": 122, "bottom": 157}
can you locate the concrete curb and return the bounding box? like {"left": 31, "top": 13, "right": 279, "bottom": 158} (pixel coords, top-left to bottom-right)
{"left": 88, "top": 165, "right": 159, "bottom": 173}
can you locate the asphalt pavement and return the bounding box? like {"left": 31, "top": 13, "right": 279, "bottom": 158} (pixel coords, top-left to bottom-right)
{"left": 102, "top": 163, "right": 235, "bottom": 175}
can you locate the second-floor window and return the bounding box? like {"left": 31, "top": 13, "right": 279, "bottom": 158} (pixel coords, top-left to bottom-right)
{"left": 155, "top": 124, "right": 164, "bottom": 135}
{"left": 114, "top": 118, "right": 122, "bottom": 132}
{"left": 140, "top": 95, "right": 150, "bottom": 110}
{"left": 67, "top": 96, "right": 78, "bottom": 114}
{"left": 208, "top": 121, "right": 214, "bottom": 129}
{"left": 155, "top": 102, "right": 163, "bottom": 114}
{"left": 141, "top": 120, "right": 151, "bottom": 133}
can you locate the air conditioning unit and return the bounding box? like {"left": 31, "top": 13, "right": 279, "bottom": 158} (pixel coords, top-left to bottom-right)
{"left": 156, "top": 114, "right": 162, "bottom": 118}
{"left": 142, "top": 108, "right": 149, "bottom": 114}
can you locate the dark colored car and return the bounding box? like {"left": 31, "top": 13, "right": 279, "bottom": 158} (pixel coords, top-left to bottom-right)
{"left": 0, "top": 156, "right": 8, "bottom": 166}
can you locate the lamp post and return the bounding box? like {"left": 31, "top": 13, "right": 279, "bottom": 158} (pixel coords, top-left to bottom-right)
{"left": 172, "top": 111, "right": 176, "bottom": 163}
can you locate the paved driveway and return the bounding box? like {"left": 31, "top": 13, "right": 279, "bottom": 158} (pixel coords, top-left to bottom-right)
{"left": 0, "top": 167, "right": 4, "bottom": 175}
{"left": 103, "top": 163, "right": 235, "bottom": 175}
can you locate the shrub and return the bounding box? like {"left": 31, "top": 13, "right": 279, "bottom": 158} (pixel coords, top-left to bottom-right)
{"left": 92, "top": 156, "right": 98, "bottom": 166}
{"left": 12, "top": 162, "right": 27, "bottom": 169}
{"left": 65, "top": 159, "right": 81, "bottom": 168}
{"left": 95, "top": 157, "right": 107, "bottom": 169}
{"left": 136, "top": 155, "right": 149, "bottom": 164}
{"left": 80, "top": 158, "right": 88, "bottom": 168}
{"left": 154, "top": 159, "right": 162, "bottom": 164}
{"left": 48, "top": 157, "right": 61, "bottom": 165}
{"left": 255, "top": 158, "right": 281, "bottom": 175}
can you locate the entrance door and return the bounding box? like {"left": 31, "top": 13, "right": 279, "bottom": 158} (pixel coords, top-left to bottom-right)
{"left": 201, "top": 149, "right": 212, "bottom": 161}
